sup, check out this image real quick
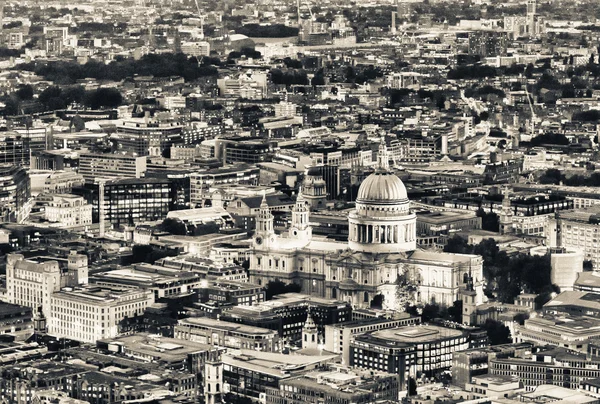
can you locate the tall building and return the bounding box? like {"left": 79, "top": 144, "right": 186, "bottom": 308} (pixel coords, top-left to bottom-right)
{"left": 249, "top": 144, "right": 485, "bottom": 310}
{"left": 548, "top": 205, "right": 600, "bottom": 269}
{"left": 468, "top": 31, "right": 508, "bottom": 58}
{"left": 0, "top": 130, "right": 46, "bottom": 166}
{"left": 0, "top": 164, "right": 30, "bottom": 222}
{"left": 101, "top": 178, "right": 176, "bottom": 227}
{"left": 6, "top": 252, "right": 88, "bottom": 319}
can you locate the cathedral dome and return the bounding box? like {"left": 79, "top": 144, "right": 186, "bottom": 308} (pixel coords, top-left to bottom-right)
{"left": 357, "top": 171, "right": 408, "bottom": 205}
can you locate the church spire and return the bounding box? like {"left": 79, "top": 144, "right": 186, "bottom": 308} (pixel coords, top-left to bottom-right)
{"left": 256, "top": 192, "right": 274, "bottom": 236}
{"left": 290, "top": 189, "right": 312, "bottom": 241}
{"left": 377, "top": 137, "right": 390, "bottom": 171}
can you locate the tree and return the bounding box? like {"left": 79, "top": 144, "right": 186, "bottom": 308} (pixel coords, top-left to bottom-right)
{"left": 408, "top": 377, "right": 418, "bottom": 396}
{"left": 482, "top": 319, "right": 511, "bottom": 345}
{"left": 69, "top": 116, "right": 85, "bottom": 132}
{"left": 130, "top": 244, "right": 178, "bottom": 264}
{"left": 223, "top": 393, "right": 253, "bottom": 404}
{"left": 159, "top": 218, "right": 187, "bottom": 236}
{"left": 15, "top": 84, "right": 34, "bottom": 101}
{"left": 265, "top": 280, "right": 301, "bottom": 300}
{"left": 39, "top": 86, "right": 65, "bottom": 110}
{"left": 444, "top": 235, "right": 472, "bottom": 254}
{"left": 539, "top": 168, "right": 564, "bottom": 185}
{"left": 476, "top": 209, "right": 499, "bottom": 232}
{"left": 421, "top": 304, "right": 441, "bottom": 322}
{"left": 447, "top": 300, "right": 463, "bottom": 323}
{"left": 84, "top": 87, "right": 122, "bottom": 109}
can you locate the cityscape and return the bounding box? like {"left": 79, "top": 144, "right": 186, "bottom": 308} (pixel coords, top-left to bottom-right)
{"left": 1, "top": 0, "right": 600, "bottom": 403}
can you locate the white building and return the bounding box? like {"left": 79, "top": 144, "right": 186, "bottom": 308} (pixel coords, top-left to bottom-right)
{"left": 181, "top": 41, "right": 210, "bottom": 57}
{"left": 44, "top": 194, "right": 92, "bottom": 227}
{"left": 249, "top": 142, "right": 485, "bottom": 310}
{"left": 6, "top": 252, "right": 88, "bottom": 319}
{"left": 274, "top": 102, "right": 297, "bottom": 118}
{"left": 48, "top": 285, "right": 154, "bottom": 343}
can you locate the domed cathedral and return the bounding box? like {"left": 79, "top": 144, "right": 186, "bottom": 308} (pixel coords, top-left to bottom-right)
{"left": 249, "top": 143, "right": 485, "bottom": 314}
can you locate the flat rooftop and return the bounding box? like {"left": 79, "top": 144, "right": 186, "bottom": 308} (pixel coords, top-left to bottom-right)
{"left": 178, "top": 317, "right": 277, "bottom": 336}
{"left": 365, "top": 324, "right": 465, "bottom": 345}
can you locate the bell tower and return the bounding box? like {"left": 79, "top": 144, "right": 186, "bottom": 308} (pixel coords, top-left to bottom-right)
{"left": 254, "top": 194, "right": 275, "bottom": 248}
{"left": 289, "top": 192, "right": 312, "bottom": 243}
{"left": 302, "top": 312, "right": 319, "bottom": 350}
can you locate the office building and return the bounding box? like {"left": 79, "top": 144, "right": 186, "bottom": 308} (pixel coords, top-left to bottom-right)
{"left": 181, "top": 41, "right": 210, "bottom": 56}
{"left": 221, "top": 349, "right": 337, "bottom": 402}
{"left": 78, "top": 152, "right": 147, "bottom": 183}
{"left": 6, "top": 252, "right": 88, "bottom": 319}
{"left": 468, "top": 31, "right": 509, "bottom": 58}
{"left": 451, "top": 343, "right": 534, "bottom": 389}
{"left": 75, "top": 178, "right": 176, "bottom": 227}
{"left": 490, "top": 346, "right": 600, "bottom": 390}
{"left": 220, "top": 293, "right": 352, "bottom": 342}
{"left": 43, "top": 194, "right": 93, "bottom": 228}
{"left": 265, "top": 366, "right": 400, "bottom": 404}
{"left": 0, "top": 302, "right": 33, "bottom": 341}
{"left": 175, "top": 317, "right": 280, "bottom": 352}
{"left": 221, "top": 137, "right": 275, "bottom": 165}
{"left": 48, "top": 285, "right": 154, "bottom": 343}
{"left": 548, "top": 205, "right": 600, "bottom": 269}
{"left": 514, "top": 314, "right": 600, "bottom": 353}
{"left": 111, "top": 118, "right": 183, "bottom": 156}
{"left": 89, "top": 263, "right": 203, "bottom": 301}
{"left": 324, "top": 315, "right": 420, "bottom": 365}
{"left": 190, "top": 164, "right": 260, "bottom": 206}
{"left": 0, "top": 164, "right": 30, "bottom": 223}
{"left": 350, "top": 324, "right": 475, "bottom": 390}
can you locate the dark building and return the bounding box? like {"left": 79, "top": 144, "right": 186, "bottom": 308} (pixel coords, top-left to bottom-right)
{"left": 0, "top": 302, "right": 33, "bottom": 339}
{"left": 110, "top": 120, "right": 183, "bottom": 156}
{"left": 0, "top": 130, "right": 47, "bottom": 166}
{"left": 451, "top": 343, "right": 534, "bottom": 389}
{"left": 199, "top": 281, "right": 265, "bottom": 306}
{"left": 219, "top": 293, "right": 352, "bottom": 343}
{"left": 220, "top": 137, "right": 275, "bottom": 164}
{"left": 0, "top": 164, "right": 30, "bottom": 223}
{"left": 73, "top": 177, "right": 176, "bottom": 226}
{"left": 483, "top": 159, "right": 523, "bottom": 184}
{"left": 309, "top": 165, "right": 340, "bottom": 200}
{"left": 350, "top": 324, "right": 488, "bottom": 390}
{"left": 468, "top": 31, "right": 508, "bottom": 58}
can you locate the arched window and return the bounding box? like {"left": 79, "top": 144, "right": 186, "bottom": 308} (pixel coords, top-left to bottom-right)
{"left": 332, "top": 288, "right": 337, "bottom": 298}
{"left": 364, "top": 291, "right": 369, "bottom": 302}
{"left": 311, "top": 335, "right": 315, "bottom": 342}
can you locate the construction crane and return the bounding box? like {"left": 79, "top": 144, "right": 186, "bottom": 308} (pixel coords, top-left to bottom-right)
{"left": 524, "top": 84, "right": 537, "bottom": 138}
{"left": 193, "top": 0, "right": 207, "bottom": 40}
{"left": 297, "top": 0, "right": 314, "bottom": 25}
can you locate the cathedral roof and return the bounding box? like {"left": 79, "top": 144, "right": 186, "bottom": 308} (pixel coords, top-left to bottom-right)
{"left": 356, "top": 171, "right": 408, "bottom": 205}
